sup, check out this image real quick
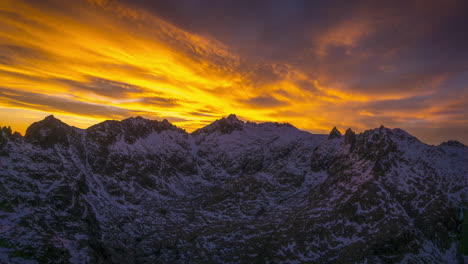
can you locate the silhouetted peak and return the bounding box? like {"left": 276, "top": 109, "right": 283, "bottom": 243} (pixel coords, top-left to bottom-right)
{"left": 119, "top": 116, "right": 178, "bottom": 129}
{"left": 257, "top": 122, "right": 296, "bottom": 129}
{"left": 122, "top": 116, "right": 146, "bottom": 123}
{"left": 26, "top": 115, "right": 68, "bottom": 131}
{"left": 361, "top": 127, "right": 418, "bottom": 144}
{"left": 34, "top": 115, "right": 63, "bottom": 127}
{"left": 440, "top": 140, "right": 466, "bottom": 148}
{"left": 1, "top": 126, "right": 22, "bottom": 142}
{"left": 192, "top": 114, "right": 244, "bottom": 135}
{"left": 328, "top": 127, "right": 342, "bottom": 140}
{"left": 25, "top": 115, "right": 73, "bottom": 147}
{"left": 44, "top": 114, "right": 57, "bottom": 120}
{"left": 87, "top": 116, "right": 185, "bottom": 145}
{"left": 226, "top": 114, "right": 240, "bottom": 122}
{"left": 349, "top": 127, "right": 424, "bottom": 162}
{"left": 0, "top": 126, "right": 13, "bottom": 146}
{"left": 344, "top": 128, "right": 355, "bottom": 145}
{"left": 1, "top": 126, "right": 12, "bottom": 136}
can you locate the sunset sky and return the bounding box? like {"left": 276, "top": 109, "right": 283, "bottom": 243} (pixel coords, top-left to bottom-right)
{"left": 0, "top": 0, "right": 467, "bottom": 144}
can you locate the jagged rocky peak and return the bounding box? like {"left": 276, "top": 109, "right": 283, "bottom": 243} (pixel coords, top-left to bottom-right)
{"left": 355, "top": 126, "right": 395, "bottom": 148}
{"left": 328, "top": 126, "right": 342, "bottom": 139}
{"left": 440, "top": 140, "right": 466, "bottom": 147}
{"left": 123, "top": 116, "right": 185, "bottom": 142}
{"left": 350, "top": 126, "right": 423, "bottom": 162}
{"left": 360, "top": 126, "right": 419, "bottom": 145}
{"left": 121, "top": 116, "right": 183, "bottom": 133}
{"left": 226, "top": 113, "right": 240, "bottom": 122}
{"left": 255, "top": 121, "right": 296, "bottom": 129}
{"left": 0, "top": 126, "right": 13, "bottom": 148}
{"left": 87, "top": 116, "right": 185, "bottom": 145}
{"left": 1, "top": 126, "right": 12, "bottom": 136}
{"left": 25, "top": 115, "right": 76, "bottom": 147}
{"left": 0, "top": 126, "right": 21, "bottom": 140}
{"left": 344, "top": 128, "right": 355, "bottom": 145}
{"left": 192, "top": 114, "right": 244, "bottom": 135}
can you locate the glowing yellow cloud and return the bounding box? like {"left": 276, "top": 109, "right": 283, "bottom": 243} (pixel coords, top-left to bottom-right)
{"left": 0, "top": 0, "right": 441, "bottom": 140}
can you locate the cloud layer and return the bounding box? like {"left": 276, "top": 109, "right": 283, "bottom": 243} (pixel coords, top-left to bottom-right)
{"left": 0, "top": 0, "right": 467, "bottom": 144}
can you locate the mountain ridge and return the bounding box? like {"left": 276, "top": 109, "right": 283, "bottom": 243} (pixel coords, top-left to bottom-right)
{"left": 4, "top": 114, "right": 467, "bottom": 147}
{"left": 0, "top": 114, "right": 466, "bottom": 263}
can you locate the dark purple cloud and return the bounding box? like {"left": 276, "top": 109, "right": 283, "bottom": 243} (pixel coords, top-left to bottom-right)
{"left": 240, "top": 95, "right": 289, "bottom": 108}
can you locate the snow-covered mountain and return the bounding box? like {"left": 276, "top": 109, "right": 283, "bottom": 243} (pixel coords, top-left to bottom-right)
{"left": 0, "top": 115, "right": 466, "bottom": 263}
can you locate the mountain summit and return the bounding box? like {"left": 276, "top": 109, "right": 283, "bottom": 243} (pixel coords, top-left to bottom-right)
{"left": 25, "top": 115, "right": 77, "bottom": 147}
{"left": 328, "top": 126, "right": 342, "bottom": 139}
{"left": 0, "top": 115, "right": 466, "bottom": 263}
{"left": 192, "top": 114, "right": 244, "bottom": 135}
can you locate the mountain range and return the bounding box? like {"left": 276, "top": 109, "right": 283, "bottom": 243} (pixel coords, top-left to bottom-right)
{"left": 0, "top": 114, "right": 466, "bottom": 263}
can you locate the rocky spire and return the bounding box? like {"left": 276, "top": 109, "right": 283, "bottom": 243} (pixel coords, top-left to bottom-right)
{"left": 1, "top": 126, "right": 12, "bottom": 136}
{"left": 344, "top": 128, "right": 356, "bottom": 145}
{"left": 328, "top": 127, "right": 342, "bottom": 140}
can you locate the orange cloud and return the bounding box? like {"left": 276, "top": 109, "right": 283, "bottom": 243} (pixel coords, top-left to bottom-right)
{"left": 0, "top": 0, "right": 360, "bottom": 132}
{"left": 0, "top": 0, "right": 465, "bottom": 145}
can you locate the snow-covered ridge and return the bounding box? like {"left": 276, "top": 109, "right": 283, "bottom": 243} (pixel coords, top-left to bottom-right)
{"left": 0, "top": 115, "right": 466, "bottom": 263}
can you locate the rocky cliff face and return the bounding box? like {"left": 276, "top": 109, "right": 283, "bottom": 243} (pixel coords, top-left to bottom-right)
{"left": 0, "top": 116, "right": 466, "bottom": 263}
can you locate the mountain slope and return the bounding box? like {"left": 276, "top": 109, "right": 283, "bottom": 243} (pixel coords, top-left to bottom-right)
{"left": 0, "top": 116, "right": 466, "bottom": 263}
